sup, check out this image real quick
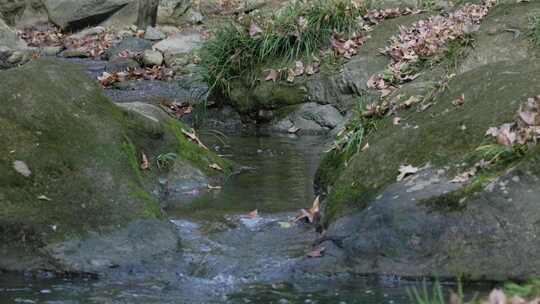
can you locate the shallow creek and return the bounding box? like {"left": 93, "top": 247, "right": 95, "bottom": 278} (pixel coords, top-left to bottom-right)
{"left": 0, "top": 134, "right": 489, "bottom": 303}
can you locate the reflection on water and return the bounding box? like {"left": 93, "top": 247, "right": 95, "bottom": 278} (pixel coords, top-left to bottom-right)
{"left": 166, "top": 133, "right": 328, "bottom": 220}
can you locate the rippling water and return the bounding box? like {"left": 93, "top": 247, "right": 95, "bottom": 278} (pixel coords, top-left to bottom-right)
{"left": 0, "top": 134, "right": 492, "bottom": 304}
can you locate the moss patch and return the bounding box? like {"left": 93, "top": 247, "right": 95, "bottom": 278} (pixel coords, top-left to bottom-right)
{"left": 318, "top": 59, "right": 540, "bottom": 224}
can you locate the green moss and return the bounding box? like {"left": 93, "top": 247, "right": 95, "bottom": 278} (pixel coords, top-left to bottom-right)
{"left": 132, "top": 187, "right": 163, "bottom": 219}
{"left": 318, "top": 59, "right": 540, "bottom": 224}
{"left": 168, "top": 120, "right": 233, "bottom": 176}
{"left": 121, "top": 136, "right": 143, "bottom": 184}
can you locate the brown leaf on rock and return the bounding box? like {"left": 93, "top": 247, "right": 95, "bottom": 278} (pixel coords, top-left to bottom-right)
{"left": 294, "top": 196, "right": 321, "bottom": 223}
{"left": 397, "top": 164, "right": 418, "bottom": 181}
{"left": 265, "top": 69, "right": 279, "bottom": 82}
{"left": 488, "top": 289, "right": 506, "bottom": 304}
{"left": 140, "top": 152, "right": 150, "bottom": 170}
{"left": 249, "top": 22, "right": 263, "bottom": 38}
{"left": 307, "top": 246, "right": 325, "bottom": 258}
{"left": 182, "top": 128, "right": 209, "bottom": 150}
{"left": 209, "top": 163, "right": 223, "bottom": 171}
{"left": 452, "top": 94, "right": 465, "bottom": 106}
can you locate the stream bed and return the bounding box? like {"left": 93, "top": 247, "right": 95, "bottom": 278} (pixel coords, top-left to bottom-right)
{"left": 0, "top": 134, "right": 491, "bottom": 304}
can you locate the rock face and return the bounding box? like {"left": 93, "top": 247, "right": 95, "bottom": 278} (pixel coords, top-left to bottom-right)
{"left": 0, "top": 0, "right": 48, "bottom": 27}
{"left": 0, "top": 59, "right": 229, "bottom": 273}
{"left": 43, "top": 0, "right": 132, "bottom": 30}
{"left": 153, "top": 32, "right": 202, "bottom": 56}
{"left": 308, "top": 2, "right": 540, "bottom": 281}
{"left": 104, "top": 36, "right": 153, "bottom": 60}
{"left": 270, "top": 103, "right": 345, "bottom": 134}
{"left": 0, "top": 18, "right": 30, "bottom": 68}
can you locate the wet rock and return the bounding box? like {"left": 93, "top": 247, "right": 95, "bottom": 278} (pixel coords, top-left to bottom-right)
{"left": 43, "top": 0, "right": 131, "bottom": 30}
{"left": 104, "top": 36, "right": 153, "bottom": 60}
{"left": 60, "top": 49, "right": 89, "bottom": 58}
{"left": 144, "top": 26, "right": 166, "bottom": 41}
{"left": 313, "top": 59, "right": 540, "bottom": 280}
{"left": 270, "top": 102, "right": 345, "bottom": 134}
{"left": 40, "top": 45, "right": 64, "bottom": 56}
{"left": 153, "top": 32, "right": 202, "bottom": 57}
{"left": 0, "top": 0, "right": 48, "bottom": 28}
{"left": 68, "top": 26, "right": 105, "bottom": 40}
{"left": 0, "top": 18, "right": 26, "bottom": 50}
{"left": 105, "top": 56, "right": 140, "bottom": 72}
{"left": 457, "top": 3, "right": 533, "bottom": 74}
{"left": 0, "top": 59, "right": 228, "bottom": 273}
{"left": 45, "top": 220, "right": 181, "bottom": 273}
{"left": 142, "top": 49, "right": 163, "bottom": 66}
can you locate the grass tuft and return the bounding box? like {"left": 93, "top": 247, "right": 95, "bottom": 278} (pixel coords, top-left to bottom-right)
{"left": 528, "top": 14, "right": 540, "bottom": 48}
{"left": 200, "top": 0, "right": 367, "bottom": 95}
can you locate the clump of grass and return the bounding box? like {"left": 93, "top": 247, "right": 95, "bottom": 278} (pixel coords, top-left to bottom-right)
{"left": 528, "top": 14, "right": 540, "bottom": 48}
{"left": 156, "top": 152, "right": 178, "bottom": 170}
{"left": 408, "top": 280, "right": 467, "bottom": 304}
{"left": 505, "top": 279, "right": 540, "bottom": 299}
{"left": 200, "top": 0, "right": 367, "bottom": 95}
{"left": 331, "top": 94, "right": 377, "bottom": 160}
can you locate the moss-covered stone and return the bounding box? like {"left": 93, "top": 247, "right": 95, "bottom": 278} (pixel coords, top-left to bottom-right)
{"left": 0, "top": 59, "right": 229, "bottom": 272}
{"left": 318, "top": 59, "right": 540, "bottom": 224}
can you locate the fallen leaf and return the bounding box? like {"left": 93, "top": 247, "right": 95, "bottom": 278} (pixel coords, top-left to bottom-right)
{"left": 265, "top": 69, "right": 279, "bottom": 82}
{"left": 488, "top": 289, "right": 506, "bottom": 304}
{"left": 452, "top": 94, "right": 465, "bottom": 106}
{"left": 286, "top": 68, "right": 295, "bottom": 82}
{"left": 294, "top": 196, "right": 321, "bottom": 223}
{"left": 140, "top": 152, "right": 150, "bottom": 170}
{"left": 361, "top": 142, "right": 370, "bottom": 152}
{"left": 288, "top": 126, "right": 301, "bottom": 134}
{"left": 451, "top": 168, "right": 476, "bottom": 183}
{"left": 37, "top": 195, "right": 52, "bottom": 201}
{"left": 307, "top": 246, "right": 325, "bottom": 258}
{"left": 209, "top": 163, "right": 223, "bottom": 171}
{"left": 397, "top": 164, "right": 419, "bottom": 181}
{"left": 249, "top": 22, "right": 263, "bottom": 38}
{"left": 293, "top": 61, "right": 304, "bottom": 76}
{"left": 402, "top": 95, "right": 422, "bottom": 107}
{"left": 182, "top": 128, "right": 209, "bottom": 150}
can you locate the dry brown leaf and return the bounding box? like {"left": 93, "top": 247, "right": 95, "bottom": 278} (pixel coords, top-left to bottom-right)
{"left": 265, "top": 69, "right": 279, "bottom": 82}
{"left": 452, "top": 94, "right": 465, "bottom": 106}
{"left": 294, "top": 196, "right": 321, "bottom": 223}
{"left": 288, "top": 126, "right": 301, "bottom": 134}
{"left": 397, "top": 164, "right": 419, "bottom": 181}
{"left": 488, "top": 289, "right": 506, "bottom": 304}
{"left": 182, "top": 128, "right": 209, "bottom": 150}
{"left": 361, "top": 142, "right": 370, "bottom": 152}
{"left": 249, "top": 22, "right": 263, "bottom": 38}
{"left": 307, "top": 246, "right": 325, "bottom": 258}
{"left": 209, "top": 163, "right": 223, "bottom": 171}
{"left": 140, "top": 152, "right": 150, "bottom": 170}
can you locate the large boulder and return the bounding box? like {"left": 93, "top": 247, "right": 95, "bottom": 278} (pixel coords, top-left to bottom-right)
{"left": 0, "top": 18, "right": 30, "bottom": 68}
{"left": 0, "top": 59, "right": 230, "bottom": 273}
{"left": 303, "top": 1, "right": 540, "bottom": 281}
{"left": 0, "top": 0, "right": 48, "bottom": 28}
{"left": 43, "top": 0, "right": 132, "bottom": 30}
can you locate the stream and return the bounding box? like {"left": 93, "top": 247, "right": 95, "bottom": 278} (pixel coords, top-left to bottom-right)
{"left": 0, "top": 133, "right": 490, "bottom": 303}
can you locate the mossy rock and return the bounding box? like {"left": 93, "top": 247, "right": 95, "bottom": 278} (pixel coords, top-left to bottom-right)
{"left": 317, "top": 59, "right": 540, "bottom": 224}
{"left": 0, "top": 59, "right": 230, "bottom": 272}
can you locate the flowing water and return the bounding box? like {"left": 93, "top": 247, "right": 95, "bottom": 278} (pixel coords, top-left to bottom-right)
{"left": 0, "top": 134, "right": 491, "bottom": 304}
